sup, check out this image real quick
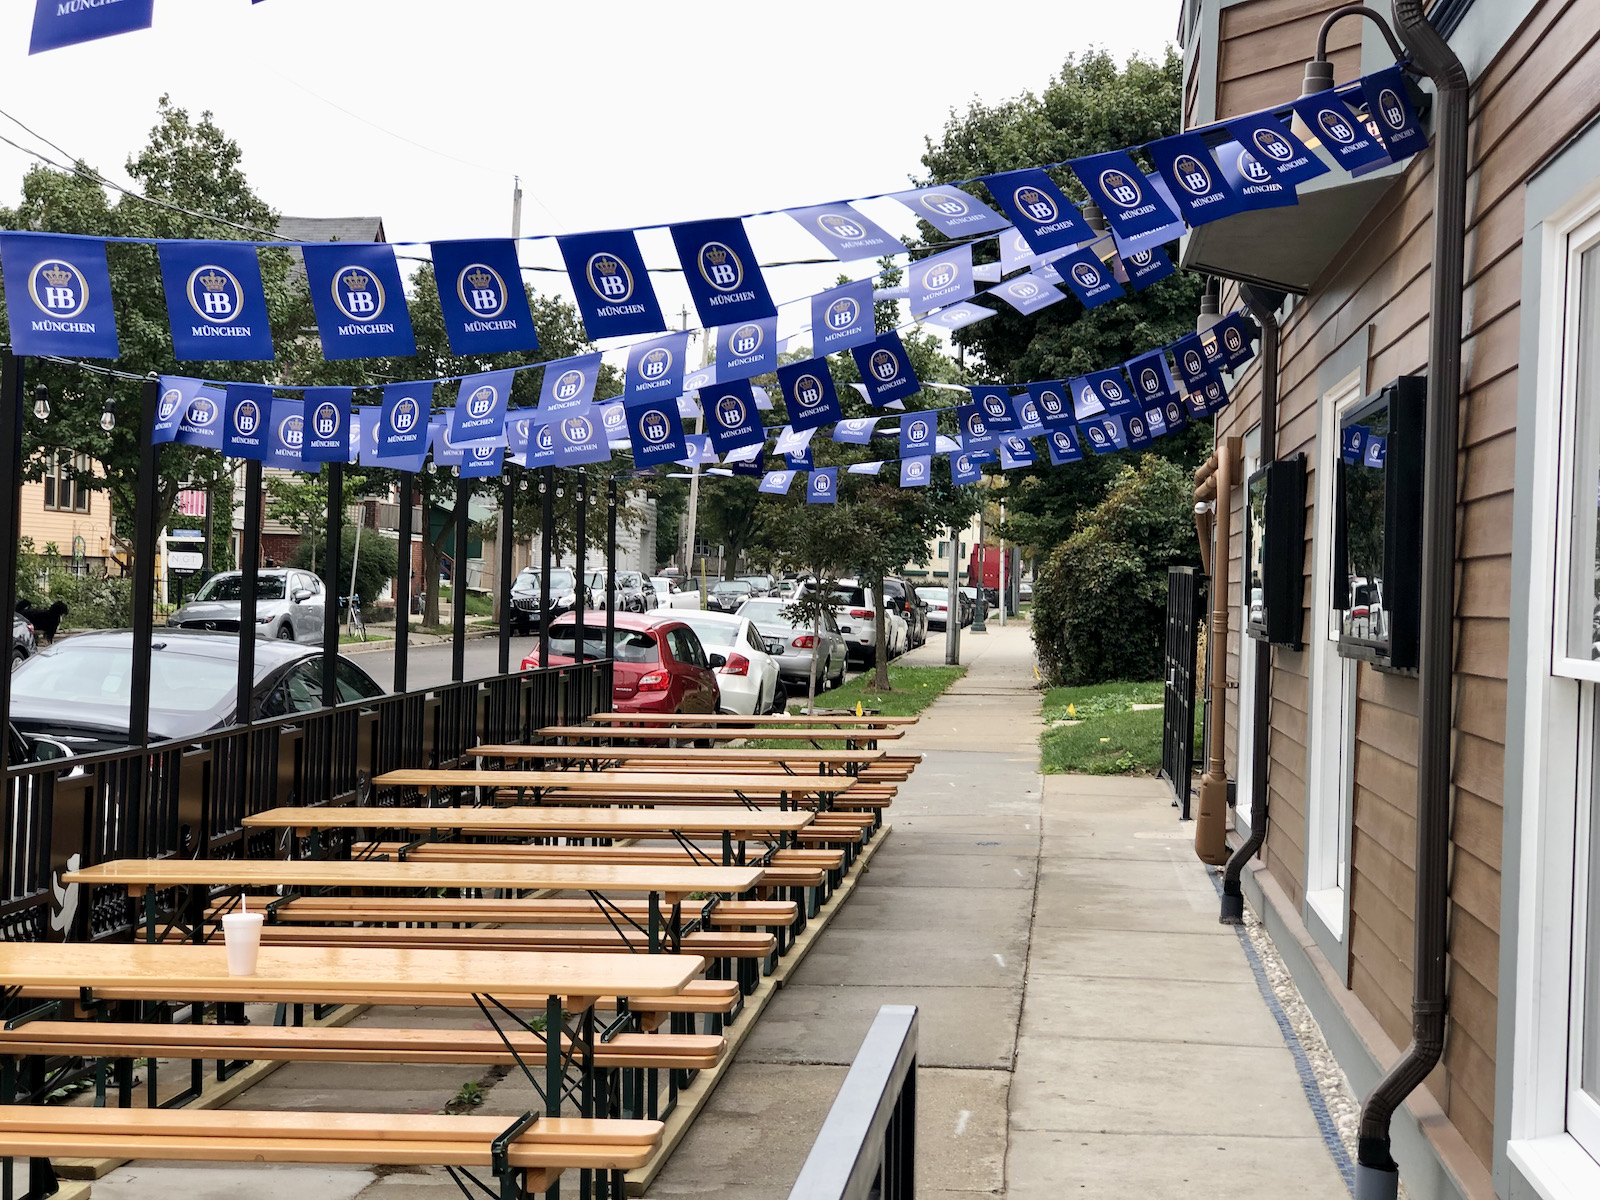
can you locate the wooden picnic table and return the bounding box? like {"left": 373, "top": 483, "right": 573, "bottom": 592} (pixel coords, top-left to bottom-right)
{"left": 244, "top": 805, "right": 812, "bottom": 841}
{"left": 371, "top": 768, "right": 856, "bottom": 803}
{"left": 585, "top": 712, "right": 918, "bottom": 727}
{"left": 537, "top": 725, "right": 904, "bottom": 747}
{"left": 472, "top": 744, "right": 885, "bottom": 776}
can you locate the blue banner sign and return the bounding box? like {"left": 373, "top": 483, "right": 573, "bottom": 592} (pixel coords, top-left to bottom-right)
{"left": 557, "top": 229, "right": 665, "bottom": 338}
{"left": 670, "top": 217, "right": 777, "bottom": 326}
{"left": 811, "top": 279, "right": 876, "bottom": 355}
{"left": 0, "top": 233, "right": 120, "bottom": 358}
{"left": 716, "top": 316, "right": 780, "bottom": 380}
{"left": 157, "top": 242, "right": 274, "bottom": 361}
{"left": 429, "top": 238, "right": 539, "bottom": 354}
{"left": 301, "top": 243, "right": 415, "bottom": 359}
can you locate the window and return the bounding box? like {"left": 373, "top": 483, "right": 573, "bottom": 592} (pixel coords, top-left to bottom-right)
{"left": 333, "top": 660, "right": 383, "bottom": 705}
{"left": 42, "top": 451, "right": 90, "bottom": 513}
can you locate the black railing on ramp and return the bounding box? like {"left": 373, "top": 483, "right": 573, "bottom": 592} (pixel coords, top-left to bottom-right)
{"left": 1160, "top": 566, "right": 1205, "bottom": 819}
{"left": 787, "top": 1004, "right": 918, "bottom": 1200}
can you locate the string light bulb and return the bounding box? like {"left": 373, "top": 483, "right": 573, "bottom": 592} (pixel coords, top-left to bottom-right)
{"left": 32, "top": 385, "right": 49, "bottom": 422}
{"left": 100, "top": 397, "right": 116, "bottom": 433}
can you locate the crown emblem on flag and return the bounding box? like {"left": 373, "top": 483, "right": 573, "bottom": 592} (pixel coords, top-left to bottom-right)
{"left": 704, "top": 245, "right": 728, "bottom": 265}
{"left": 466, "top": 267, "right": 494, "bottom": 289}
{"left": 341, "top": 271, "right": 370, "bottom": 290}
{"left": 1019, "top": 188, "right": 1041, "bottom": 204}
{"left": 595, "top": 257, "right": 619, "bottom": 274}
{"left": 40, "top": 265, "right": 71, "bottom": 285}
{"left": 198, "top": 269, "right": 229, "bottom": 292}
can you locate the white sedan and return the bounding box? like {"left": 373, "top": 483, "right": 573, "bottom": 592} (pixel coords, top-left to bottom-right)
{"left": 671, "top": 610, "right": 785, "bottom": 715}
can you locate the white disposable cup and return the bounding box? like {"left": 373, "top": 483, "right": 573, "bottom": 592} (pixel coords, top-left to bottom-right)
{"left": 222, "top": 912, "right": 264, "bottom": 976}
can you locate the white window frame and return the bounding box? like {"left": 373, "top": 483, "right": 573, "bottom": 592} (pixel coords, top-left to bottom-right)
{"left": 1507, "top": 189, "right": 1600, "bottom": 1198}
{"left": 1236, "top": 426, "right": 1261, "bottom": 833}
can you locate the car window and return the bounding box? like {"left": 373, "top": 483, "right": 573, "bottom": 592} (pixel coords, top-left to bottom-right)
{"left": 196, "top": 574, "right": 286, "bottom": 602}
{"left": 666, "top": 627, "right": 708, "bottom": 668}
{"left": 262, "top": 662, "right": 324, "bottom": 717}
{"left": 745, "top": 624, "right": 766, "bottom": 653}
{"left": 822, "top": 609, "right": 840, "bottom": 634}
{"left": 334, "top": 659, "right": 383, "bottom": 705}
{"left": 611, "top": 630, "right": 660, "bottom": 664}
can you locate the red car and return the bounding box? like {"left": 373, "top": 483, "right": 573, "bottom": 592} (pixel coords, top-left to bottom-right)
{"left": 521, "top": 611, "right": 722, "bottom": 714}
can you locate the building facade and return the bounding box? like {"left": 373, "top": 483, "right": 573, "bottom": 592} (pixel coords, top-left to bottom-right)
{"left": 1178, "top": 2, "right": 1600, "bottom": 1197}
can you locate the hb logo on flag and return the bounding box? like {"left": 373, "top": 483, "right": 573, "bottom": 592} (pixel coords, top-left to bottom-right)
{"left": 870, "top": 351, "right": 900, "bottom": 382}
{"left": 1379, "top": 88, "right": 1405, "bottom": 131}
{"left": 1254, "top": 129, "right": 1294, "bottom": 162}
{"left": 907, "top": 460, "right": 925, "bottom": 479}
{"left": 716, "top": 394, "right": 746, "bottom": 427}
{"left": 1090, "top": 426, "right": 1107, "bottom": 445}
{"left": 729, "top": 323, "right": 763, "bottom": 355}
{"left": 1130, "top": 250, "right": 1153, "bottom": 267}
{"left": 29, "top": 259, "right": 89, "bottom": 318}
{"left": 280, "top": 414, "right": 304, "bottom": 452}
{"left": 1183, "top": 350, "right": 1204, "bottom": 377}
{"left": 312, "top": 402, "right": 340, "bottom": 439}
{"left": 1013, "top": 279, "right": 1040, "bottom": 300}
{"left": 553, "top": 370, "right": 584, "bottom": 401}
{"left": 1318, "top": 108, "right": 1356, "bottom": 145}
{"left": 1072, "top": 262, "right": 1101, "bottom": 289}
{"left": 187, "top": 397, "right": 218, "bottom": 427}
{"left": 1100, "top": 170, "right": 1142, "bottom": 207}
{"left": 1019, "top": 400, "right": 1039, "bottom": 424}
{"left": 334, "top": 267, "right": 384, "bottom": 321}
{"left": 641, "top": 409, "right": 671, "bottom": 443}
{"left": 814, "top": 473, "right": 831, "bottom": 492}
{"left": 458, "top": 263, "right": 507, "bottom": 317}
{"left": 564, "top": 416, "right": 594, "bottom": 443}
{"left": 1140, "top": 369, "right": 1160, "bottom": 396}
{"left": 465, "top": 386, "right": 497, "bottom": 419}
{"left": 390, "top": 397, "right": 420, "bottom": 433}
{"left": 700, "top": 244, "right": 743, "bottom": 290}
{"left": 1014, "top": 187, "right": 1057, "bottom": 222}
{"left": 1039, "top": 390, "right": 1064, "bottom": 418}
{"left": 1102, "top": 378, "right": 1125, "bottom": 402}
{"left": 982, "top": 393, "right": 1007, "bottom": 419}
{"left": 796, "top": 374, "right": 824, "bottom": 408}
{"left": 158, "top": 388, "right": 184, "bottom": 420}
{"left": 1238, "top": 151, "right": 1272, "bottom": 184}
{"left": 604, "top": 406, "right": 626, "bottom": 433}
{"left": 922, "top": 192, "right": 969, "bottom": 217}
{"left": 826, "top": 298, "right": 859, "bottom": 329}
{"left": 187, "top": 265, "right": 244, "bottom": 323}
{"left": 1174, "top": 154, "right": 1212, "bottom": 195}
{"left": 923, "top": 262, "right": 956, "bottom": 290}
{"left": 641, "top": 348, "right": 673, "bottom": 380}
{"left": 587, "top": 255, "right": 632, "bottom": 301}
{"left": 817, "top": 213, "right": 866, "bottom": 240}
{"left": 233, "top": 400, "right": 262, "bottom": 437}
{"left": 909, "top": 419, "right": 930, "bottom": 443}
{"left": 536, "top": 427, "right": 556, "bottom": 453}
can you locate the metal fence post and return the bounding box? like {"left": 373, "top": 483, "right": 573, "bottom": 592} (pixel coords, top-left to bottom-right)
{"left": 394, "top": 471, "right": 413, "bottom": 693}
{"left": 538, "top": 468, "right": 554, "bottom": 669}
{"left": 322, "top": 461, "right": 343, "bottom": 703}
{"left": 128, "top": 376, "right": 162, "bottom": 750}
{"left": 573, "top": 473, "right": 587, "bottom": 657}
{"left": 0, "top": 353, "right": 23, "bottom": 771}
{"left": 452, "top": 477, "right": 470, "bottom": 683}
{"left": 236, "top": 460, "right": 263, "bottom": 726}
{"left": 605, "top": 477, "right": 617, "bottom": 659}
{"left": 498, "top": 467, "right": 515, "bottom": 675}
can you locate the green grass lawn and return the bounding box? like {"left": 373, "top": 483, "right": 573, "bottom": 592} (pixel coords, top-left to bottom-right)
{"left": 1039, "top": 679, "right": 1186, "bottom": 776}
{"left": 746, "top": 665, "right": 965, "bottom": 747}
{"left": 437, "top": 585, "right": 493, "bottom": 617}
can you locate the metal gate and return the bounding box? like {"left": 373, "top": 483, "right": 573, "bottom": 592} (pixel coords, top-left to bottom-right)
{"left": 1160, "top": 566, "right": 1205, "bottom": 818}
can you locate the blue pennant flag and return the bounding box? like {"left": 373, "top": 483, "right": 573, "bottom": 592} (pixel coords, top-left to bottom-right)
{"left": 1158, "top": 397, "right": 1189, "bottom": 435}
{"left": 624, "top": 332, "right": 690, "bottom": 405}
{"left": 1143, "top": 404, "right": 1169, "bottom": 439}
{"left": 1125, "top": 411, "right": 1154, "bottom": 448}
{"left": 1363, "top": 434, "right": 1388, "bottom": 469}
{"left": 1028, "top": 381, "right": 1074, "bottom": 428}
{"left": 223, "top": 384, "right": 272, "bottom": 461}
{"left": 1010, "top": 392, "right": 1045, "bottom": 436}
{"left": 970, "top": 387, "right": 1018, "bottom": 432}
{"left": 429, "top": 239, "right": 539, "bottom": 355}
{"left": 599, "top": 401, "right": 629, "bottom": 444}
{"left": 453, "top": 369, "right": 516, "bottom": 445}
{"left": 460, "top": 443, "right": 503, "bottom": 479}
{"left": 1215, "top": 141, "right": 1297, "bottom": 211}
{"left": 1069, "top": 368, "right": 1134, "bottom": 420}
{"left": 301, "top": 243, "right": 416, "bottom": 360}
{"left": 678, "top": 435, "right": 715, "bottom": 468}
{"left": 759, "top": 469, "right": 797, "bottom": 495}
{"left": 267, "top": 400, "right": 308, "bottom": 471}
{"left": 1170, "top": 333, "right": 1217, "bottom": 393}
{"left": 1342, "top": 425, "right": 1368, "bottom": 465}
{"left": 1198, "top": 375, "right": 1231, "bottom": 416}
{"left": 1054, "top": 246, "right": 1123, "bottom": 309}
{"left": 811, "top": 279, "right": 876, "bottom": 355}
{"left": 152, "top": 376, "right": 200, "bottom": 445}
{"left": 784, "top": 203, "right": 900, "bottom": 261}
{"left": 355, "top": 406, "right": 381, "bottom": 466}
{"left": 730, "top": 448, "right": 766, "bottom": 478}
{"left": 1289, "top": 89, "right": 1390, "bottom": 174}
{"left": 1081, "top": 415, "right": 1128, "bottom": 455}
{"left": 0, "top": 233, "right": 120, "bottom": 358}
{"left": 921, "top": 301, "right": 996, "bottom": 331}
{"left": 978, "top": 169, "right": 1092, "bottom": 255}
{"left": 999, "top": 434, "right": 1036, "bottom": 468}
{"left": 851, "top": 333, "right": 920, "bottom": 406}
{"left": 1223, "top": 112, "right": 1328, "bottom": 187}
{"left": 909, "top": 245, "right": 974, "bottom": 315}
{"left": 848, "top": 461, "right": 885, "bottom": 476}
{"left": 504, "top": 411, "right": 533, "bottom": 461}
{"left": 157, "top": 242, "right": 274, "bottom": 361}
{"left": 538, "top": 353, "right": 600, "bottom": 418}
{"left": 950, "top": 449, "right": 984, "bottom": 485}
{"left": 557, "top": 230, "right": 665, "bottom": 339}
{"left": 1122, "top": 246, "right": 1176, "bottom": 291}
{"left": 832, "top": 417, "right": 878, "bottom": 445}
{"left": 807, "top": 468, "right": 838, "bottom": 504}
{"left": 703, "top": 378, "right": 765, "bottom": 454}
{"left": 783, "top": 444, "right": 815, "bottom": 471}
{"left": 901, "top": 455, "right": 932, "bottom": 487}
{"left": 888, "top": 185, "right": 1011, "bottom": 238}
{"left": 377, "top": 382, "right": 433, "bottom": 460}
{"left": 716, "top": 316, "right": 780, "bottom": 381}
{"left": 777, "top": 358, "right": 842, "bottom": 432}
{"left": 1127, "top": 349, "right": 1178, "bottom": 407}
{"left": 900, "top": 412, "right": 937, "bottom": 458}
{"left": 1069, "top": 150, "right": 1185, "bottom": 255}
{"left": 1211, "top": 311, "right": 1258, "bottom": 369}
{"left": 174, "top": 385, "right": 225, "bottom": 449}
{"left": 956, "top": 403, "right": 998, "bottom": 451}
{"left": 1145, "top": 133, "right": 1244, "bottom": 226}
{"left": 1360, "top": 66, "right": 1427, "bottom": 161}
{"left": 429, "top": 419, "right": 464, "bottom": 469}
{"left": 522, "top": 422, "right": 560, "bottom": 469}
{"left": 1046, "top": 426, "right": 1083, "bottom": 465}
{"left": 991, "top": 272, "right": 1065, "bottom": 315}
{"left": 30, "top": 0, "right": 153, "bottom": 53}
{"left": 551, "top": 412, "right": 610, "bottom": 466}
{"left": 670, "top": 218, "right": 776, "bottom": 327}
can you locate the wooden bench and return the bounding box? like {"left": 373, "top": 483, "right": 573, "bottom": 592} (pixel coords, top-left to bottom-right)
{"left": 254, "top": 896, "right": 797, "bottom": 931}
{"left": 0, "top": 1106, "right": 660, "bottom": 1197}
{"left": 361, "top": 840, "right": 842, "bottom": 883}
{"left": 224, "top": 925, "right": 778, "bottom": 960}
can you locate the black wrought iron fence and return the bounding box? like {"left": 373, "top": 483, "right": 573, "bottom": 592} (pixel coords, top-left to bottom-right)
{"left": 1160, "top": 566, "right": 1205, "bottom": 819}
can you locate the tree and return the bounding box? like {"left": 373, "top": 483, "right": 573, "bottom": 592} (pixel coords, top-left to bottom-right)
{"left": 916, "top": 48, "right": 1211, "bottom": 559}
{"left": 1032, "top": 455, "right": 1201, "bottom": 686}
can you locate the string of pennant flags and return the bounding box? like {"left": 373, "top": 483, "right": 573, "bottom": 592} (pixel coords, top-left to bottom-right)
{"left": 0, "top": 54, "right": 1422, "bottom": 496}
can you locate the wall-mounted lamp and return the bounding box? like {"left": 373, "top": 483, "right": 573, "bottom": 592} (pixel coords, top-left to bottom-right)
{"left": 1197, "top": 277, "right": 1221, "bottom": 334}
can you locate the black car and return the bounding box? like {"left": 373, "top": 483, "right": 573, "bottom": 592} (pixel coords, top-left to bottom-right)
{"left": 8, "top": 630, "right": 385, "bottom": 754}
{"left": 507, "top": 567, "right": 589, "bottom": 636}
{"left": 882, "top": 577, "right": 928, "bottom": 648}
{"left": 12, "top": 613, "right": 36, "bottom": 668}
{"left": 707, "top": 579, "right": 756, "bottom": 613}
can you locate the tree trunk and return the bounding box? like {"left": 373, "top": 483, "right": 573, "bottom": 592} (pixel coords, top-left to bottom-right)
{"left": 421, "top": 525, "right": 443, "bottom": 628}
{"left": 806, "top": 609, "right": 820, "bottom": 715}
{"left": 872, "top": 585, "right": 891, "bottom": 691}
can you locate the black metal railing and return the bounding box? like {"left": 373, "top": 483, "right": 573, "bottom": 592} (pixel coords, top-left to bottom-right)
{"left": 0, "top": 659, "right": 611, "bottom": 945}
{"left": 787, "top": 1005, "right": 918, "bottom": 1200}
{"left": 1160, "top": 566, "right": 1205, "bottom": 819}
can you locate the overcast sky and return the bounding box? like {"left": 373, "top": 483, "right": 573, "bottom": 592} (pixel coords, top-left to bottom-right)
{"left": 0, "top": 0, "right": 1181, "bottom": 355}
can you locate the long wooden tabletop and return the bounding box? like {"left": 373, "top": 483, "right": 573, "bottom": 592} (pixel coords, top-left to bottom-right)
{"left": 473, "top": 744, "right": 886, "bottom": 768}
{"left": 537, "top": 726, "right": 904, "bottom": 744}
{"left": 243, "top": 805, "right": 812, "bottom": 838}
{"left": 372, "top": 769, "right": 856, "bottom": 795}
{"left": 64, "top": 857, "right": 764, "bottom": 902}
{"left": 585, "top": 712, "right": 918, "bottom": 727}
{"left": 0, "top": 942, "right": 703, "bottom": 1002}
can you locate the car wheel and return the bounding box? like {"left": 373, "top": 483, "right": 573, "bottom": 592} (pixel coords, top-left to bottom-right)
{"left": 831, "top": 657, "right": 846, "bottom": 690}
{"left": 276, "top": 624, "right": 294, "bottom": 641}
{"left": 770, "top": 680, "right": 787, "bottom": 714}
{"left": 11, "top": 648, "right": 24, "bottom": 670}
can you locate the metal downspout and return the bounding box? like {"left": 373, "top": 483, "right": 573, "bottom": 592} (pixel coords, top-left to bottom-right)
{"left": 1220, "top": 297, "right": 1281, "bottom": 923}
{"left": 1354, "top": 5, "right": 1469, "bottom": 1197}
{"left": 1195, "top": 436, "right": 1241, "bottom": 865}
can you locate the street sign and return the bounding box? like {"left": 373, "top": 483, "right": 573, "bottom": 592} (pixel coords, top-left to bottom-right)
{"left": 168, "top": 551, "right": 204, "bottom": 571}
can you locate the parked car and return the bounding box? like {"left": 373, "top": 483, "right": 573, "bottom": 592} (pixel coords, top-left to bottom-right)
{"left": 670, "top": 610, "right": 785, "bottom": 715}
{"left": 707, "top": 579, "right": 757, "bottom": 614}
{"left": 958, "top": 586, "right": 981, "bottom": 624}
{"left": 832, "top": 579, "right": 908, "bottom": 664}
{"left": 506, "top": 567, "right": 588, "bottom": 636}
{"left": 520, "top": 612, "right": 721, "bottom": 715}
{"left": 882, "top": 577, "right": 928, "bottom": 648}
{"left": 737, "top": 575, "right": 775, "bottom": 598}
{"left": 167, "top": 568, "right": 328, "bottom": 644}
{"left": 585, "top": 569, "right": 656, "bottom": 614}
{"left": 8, "top": 630, "right": 386, "bottom": 754}
{"left": 12, "top": 614, "right": 36, "bottom": 668}
{"left": 917, "top": 586, "right": 972, "bottom": 632}
{"left": 1018, "top": 578, "right": 1034, "bottom": 603}
{"left": 735, "top": 596, "right": 848, "bottom": 691}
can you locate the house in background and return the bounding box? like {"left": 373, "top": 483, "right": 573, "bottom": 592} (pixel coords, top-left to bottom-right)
{"left": 17, "top": 449, "right": 116, "bottom": 574}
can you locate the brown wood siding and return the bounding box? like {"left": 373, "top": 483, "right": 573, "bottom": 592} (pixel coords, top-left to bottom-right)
{"left": 1216, "top": 1, "right": 1362, "bottom": 121}
{"left": 1206, "top": 0, "right": 1600, "bottom": 1170}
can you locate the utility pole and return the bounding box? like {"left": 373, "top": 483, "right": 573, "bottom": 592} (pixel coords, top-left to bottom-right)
{"left": 999, "top": 498, "right": 1007, "bottom": 628}
{"left": 510, "top": 176, "right": 523, "bottom": 240}
{"left": 944, "top": 521, "right": 962, "bottom": 665}
{"left": 972, "top": 492, "right": 988, "bottom": 634}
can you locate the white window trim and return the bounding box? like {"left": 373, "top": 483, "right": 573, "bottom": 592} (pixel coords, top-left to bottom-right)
{"left": 1236, "top": 426, "right": 1262, "bottom": 834}
{"left": 1507, "top": 184, "right": 1600, "bottom": 1198}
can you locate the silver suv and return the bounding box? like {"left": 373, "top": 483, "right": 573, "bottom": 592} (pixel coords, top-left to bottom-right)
{"left": 168, "top": 568, "right": 328, "bottom": 644}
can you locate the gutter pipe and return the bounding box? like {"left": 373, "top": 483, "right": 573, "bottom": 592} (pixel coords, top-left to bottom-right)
{"left": 1194, "top": 435, "right": 1241, "bottom": 865}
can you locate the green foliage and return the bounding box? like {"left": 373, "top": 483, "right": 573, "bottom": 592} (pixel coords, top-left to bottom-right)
{"left": 1039, "top": 680, "right": 1164, "bottom": 722}
{"left": 1032, "top": 456, "right": 1199, "bottom": 686}
{"left": 287, "top": 525, "right": 398, "bottom": 609}
{"left": 1040, "top": 705, "right": 1165, "bottom": 775}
